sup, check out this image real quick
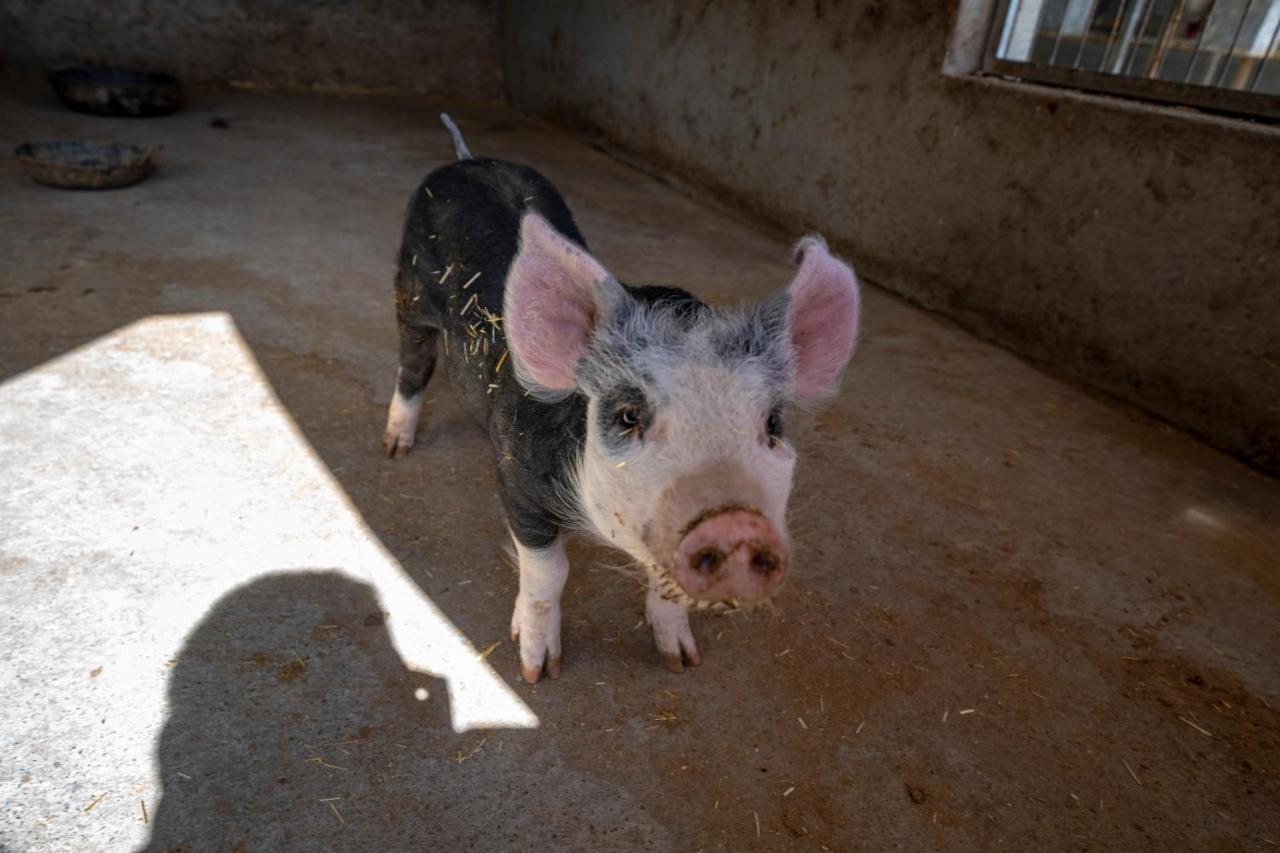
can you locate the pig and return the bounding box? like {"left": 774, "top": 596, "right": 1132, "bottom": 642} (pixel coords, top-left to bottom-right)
{"left": 384, "top": 115, "right": 861, "bottom": 683}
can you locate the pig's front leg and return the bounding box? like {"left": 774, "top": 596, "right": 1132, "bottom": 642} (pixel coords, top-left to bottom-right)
{"left": 646, "top": 576, "right": 700, "bottom": 673}
{"left": 383, "top": 381, "right": 424, "bottom": 458}
{"left": 510, "top": 535, "right": 569, "bottom": 684}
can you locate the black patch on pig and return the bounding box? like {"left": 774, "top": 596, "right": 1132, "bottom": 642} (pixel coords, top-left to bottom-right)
{"left": 712, "top": 293, "right": 791, "bottom": 383}
{"left": 626, "top": 285, "right": 709, "bottom": 325}
{"left": 392, "top": 155, "right": 594, "bottom": 548}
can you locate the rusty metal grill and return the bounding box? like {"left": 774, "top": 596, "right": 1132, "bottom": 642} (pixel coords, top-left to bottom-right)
{"left": 988, "top": 0, "right": 1280, "bottom": 118}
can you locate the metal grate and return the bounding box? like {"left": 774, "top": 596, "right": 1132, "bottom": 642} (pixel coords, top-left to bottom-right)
{"left": 988, "top": 0, "right": 1280, "bottom": 118}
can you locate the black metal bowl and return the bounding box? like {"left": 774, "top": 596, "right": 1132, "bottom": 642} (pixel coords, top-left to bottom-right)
{"left": 14, "top": 140, "right": 161, "bottom": 190}
{"left": 48, "top": 66, "right": 181, "bottom": 117}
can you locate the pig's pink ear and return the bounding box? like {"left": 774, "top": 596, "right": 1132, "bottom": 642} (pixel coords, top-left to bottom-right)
{"left": 503, "top": 213, "right": 615, "bottom": 395}
{"left": 785, "top": 235, "right": 861, "bottom": 401}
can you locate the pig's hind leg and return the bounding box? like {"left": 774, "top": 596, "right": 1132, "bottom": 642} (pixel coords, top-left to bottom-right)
{"left": 646, "top": 576, "right": 700, "bottom": 673}
{"left": 510, "top": 535, "right": 570, "bottom": 683}
{"left": 384, "top": 268, "right": 440, "bottom": 458}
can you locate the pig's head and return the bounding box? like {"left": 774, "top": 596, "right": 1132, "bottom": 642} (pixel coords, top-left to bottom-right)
{"left": 504, "top": 213, "right": 860, "bottom": 608}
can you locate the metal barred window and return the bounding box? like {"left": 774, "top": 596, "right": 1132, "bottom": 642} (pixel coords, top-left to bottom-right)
{"left": 987, "top": 0, "right": 1280, "bottom": 119}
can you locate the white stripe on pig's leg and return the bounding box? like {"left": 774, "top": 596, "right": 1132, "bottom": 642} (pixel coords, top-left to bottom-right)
{"left": 382, "top": 372, "right": 424, "bottom": 458}
{"left": 510, "top": 535, "right": 569, "bottom": 683}
{"left": 646, "top": 575, "right": 700, "bottom": 673}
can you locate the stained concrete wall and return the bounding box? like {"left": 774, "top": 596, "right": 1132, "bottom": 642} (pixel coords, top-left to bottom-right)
{"left": 0, "top": 0, "right": 501, "bottom": 99}
{"left": 502, "top": 1, "right": 1280, "bottom": 476}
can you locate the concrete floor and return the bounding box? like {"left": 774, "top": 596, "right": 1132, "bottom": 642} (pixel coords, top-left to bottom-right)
{"left": 1, "top": 85, "right": 1278, "bottom": 852}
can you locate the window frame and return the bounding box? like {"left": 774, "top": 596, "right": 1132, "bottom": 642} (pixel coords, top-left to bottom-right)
{"left": 982, "top": 0, "right": 1280, "bottom": 122}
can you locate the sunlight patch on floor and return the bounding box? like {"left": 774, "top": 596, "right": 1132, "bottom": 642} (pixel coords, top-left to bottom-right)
{"left": 0, "top": 312, "right": 535, "bottom": 849}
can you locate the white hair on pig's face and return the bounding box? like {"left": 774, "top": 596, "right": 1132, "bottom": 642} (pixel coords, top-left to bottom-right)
{"left": 572, "top": 293, "right": 799, "bottom": 583}
{"left": 502, "top": 214, "right": 861, "bottom": 601}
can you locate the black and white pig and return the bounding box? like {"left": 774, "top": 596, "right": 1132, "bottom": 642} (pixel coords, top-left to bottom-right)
{"left": 384, "top": 115, "right": 861, "bottom": 683}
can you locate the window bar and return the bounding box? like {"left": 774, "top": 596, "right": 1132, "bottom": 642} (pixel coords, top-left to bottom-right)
{"left": 996, "top": 0, "right": 1016, "bottom": 59}
{"left": 1049, "top": 0, "right": 1071, "bottom": 65}
{"left": 1039, "top": 0, "right": 1072, "bottom": 65}
{"left": 1213, "top": 0, "right": 1256, "bottom": 88}
{"left": 1002, "top": 0, "right": 1045, "bottom": 61}
{"left": 1148, "top": 0, "right": 1188, "bottom": 78}
{"left": 1180, "top": 1, "right": 1215, "bottom": 84}
{"left": 1109, "top": 0, "right": 1149, "bottom": 73}
{"left": 1123, "top": 0, "right": 1162, "bottom": 76}
{"left": 1033, "top": 0, "right": 1058, "bottom": 53}
{"left": 1246, "top": 3, "right": 1280, "bottom": 91}
{"left": 997, "top": 0, "right": 1028, "bottom": 60}
{"left": 1100, "top": 0, "right": 1137, "bottom": 72}
{"left": 1070, "top": 0, "right": 1104, "bottom": 68}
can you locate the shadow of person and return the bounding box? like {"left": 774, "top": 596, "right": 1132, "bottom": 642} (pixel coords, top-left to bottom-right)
{"left": 144, "top": 570, "right": 450, "bottom": 852}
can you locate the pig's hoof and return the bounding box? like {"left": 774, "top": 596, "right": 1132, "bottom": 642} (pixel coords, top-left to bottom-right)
{"left": 521, "top": 654, "right": 561, "bottom": 684}
{"left": 382, "top": 428, "right": 415, "bottom": 458}
{"left": 646, "top": 587, "right": 700, "bottom": 673}
{"left": 383, "top": 389, "right": 424, "bottom": 458}
{"left": 511, "top": 596, "right": 562, "bottom": 684}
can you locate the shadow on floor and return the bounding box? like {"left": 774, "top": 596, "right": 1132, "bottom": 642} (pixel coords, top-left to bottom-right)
{"left": 140, "top": 564, "right": 667, "bottom": 851}
{"left": 144, "top": 571, "right": 449, "bottom": 851}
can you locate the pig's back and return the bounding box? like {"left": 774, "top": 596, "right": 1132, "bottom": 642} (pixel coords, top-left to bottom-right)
{"left": 404, "top": 157, "right": 588, "bottom": 270}
{"left": 403, "top": 157, "right": 587, "bottom": 299}
{"left": 399, "top": 158, "right": 588, "bottom": 414}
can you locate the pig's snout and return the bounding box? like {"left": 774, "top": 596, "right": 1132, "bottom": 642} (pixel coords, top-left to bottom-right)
{"left": 674, "top": 509, "right": 788, "bottom": 602}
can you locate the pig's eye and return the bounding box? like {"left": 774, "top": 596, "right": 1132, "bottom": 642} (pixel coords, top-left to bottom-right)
{"left": 602, "top": 385, "right": 650, "bottom": 441}
{"left": 766, "top": 408, "right": 784, "bottom": 447}
{"left": 615, "top": 404, "right": 645, "bottom": 437}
